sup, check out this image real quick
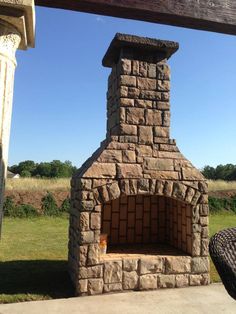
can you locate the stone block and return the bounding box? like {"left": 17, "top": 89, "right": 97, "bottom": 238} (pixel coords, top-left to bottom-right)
{"left": 157, "top": 64, "right": 170, "bottom": 80}
{"left": 156, "top": 180, "right": 165, "bottom": 195}
{"left": 135, "top": 99, "right": 152, "bottom": 108}
{"left": 157, "top": 275, "right": 175, "bottom": 288}
{"left": 132, "top": 60, "right": 139, "bottom": 75}
{"left": 98, "top": 185, "right": 110, "bottom": 203}
{"left": 79, "top": 179, "right": 92, "bottom": 190}
{"left": 144, "top": 158, "right": 174, "bottom": 171}
{"left": 83, "top": 163, "right": 116, "bottom": 178}
{"left": 201, "top": 226, "right": 209, "bottom": 238}
{"left": 139, "top": 126, "right": 153, "bottom": 144}
{"left": 104, "top": 261, "right": 122, "bottom": 284}
{"left": 148, "top": 63, "right": 156, "bottom": 78}
{"left": 78, "top": 279, "right": 88, "bottom": 294}
{"left": 145, "top": 110, "right": 162, "bottom": 126}
{"left": 79, "top": 212, "right": 90, "bottom": 231}
{"left": 79, "top": 265, "right": 103, "bottom": 279}
{"left": 79, "top": 245, "right": 88, "bottom": 266}
{"left": 138, "top": 179, "right": 150, "bottom": 194}
{"left": 139, "top": 274, "right": 157, "bottom": 290}
{"left": 182, "top": 168, "right": 204, "bottom": 181}
{"left": 144, "top": 171, "right": 179, "bottom": 180}
{"left": 87, "top": 244, "right": 100, "bottom": 265}
{"left": 176, "top": 275, "right": 189, "bottom": 288}
{"left": 88, "top": 279, "right": 104, "bottom": 295}
{"left": 157, "top": 80, "right": 170, "bottom": 91}
{"left": 104, "top": 283, "right": 123, "bottom": 293}
{"left": 126, "top": 108, "right": 145, "bottom": 125}
{"left": 140, "top": 90, "right": 162, "bottom": 100}
{"left": 120, "top": 107, "right": 126, "bottom": 122}
{"left": 161, "top": 92, "right": 169, "bottom": 102}
{"left": 155, "top": 102, "right": 170, "bottom": 110}
{"left": 200, "top": 216, "right": 209, "bottom": 226}
{"left": 123, "top": 271, "right": 139, "bottom": 290}
{"left": 122, "top": 150, "right": 136, "bottom": 163}
{"left": 119, "top": 86, "right": 128, "bottom": 97}
{"left": 172, "top": 182, "right": 187, "bottom": 200}
{"left": 80, "top": 231, "right": 94, "bottom": 244}
{"left": 139, "top": 62, "right": 148, "bottom": 77}
{"left": 192, "top": 206, "right": 200, "bottom": 224}
{"left": 201, "top": 239, "right": 209, "bottom": 257}
{"left": 163, "top": 181, "right": 173, "bottom": 197}
{"left": 129, "top": 179, "right": 138, "bottom": 194}
{"left": 136, "top": 145, "right": 152, "bottom": 157}
{"left": 165, "top": 257, "right": 191, "bottom": 274}
{"left": 120, "top": 59, "right": 131, "bottom": 75}
{"left": 117, "top": 164, "right": 143, "bottom": 179}
{"left": 163, "top": 111, "right": 170, "bottom": 126}
{"left": 80, "top": 200, "right": 95, "bottom": 211}
{"left": 192, "top": 233, "right": 201, "bottom": 256}
{"left": 123, "top": 259, "right": 138, "bottom": 272}
{"left": 97, "top": 150, "right": 122, "bottom": 163}
{"left": 128, "top": 87, "right": 140, "bottom": 98}
{"left": 120, "top": 135, "right": 138, "bottom": 143}
{"left": 190, "top": 274, "right": 210, "bottom": 286}
{"left": 199, "top": 204, "right": 209, "bottom": 216}
{"left": 120, "top": 75, "right": 136, "bottom": 87}
{"left": 91, "top": 213, "right": 101, "bottom": 230}
{"left": 192, "top": 257, "right": 209, "bottom": 273}
{"left": 107, "top": 182, "right": 120, "bottom": 200}
{"left": 120, "top": 98, "right": 134, "bottom": 107}
{"left": 191, "top": 191, "right": 201, "bottom": 206}
{"left": 120, "top": 124, "right": 137, "bottom": 136}
{"left": 137, "top": 77, "right": 156, "bottom": 90}
{"left": 185, "top": 187, "right": 195, "bottom": 204}
{"left": 154, "top": 126, "right": 169, "bottom": 138}
{"left": 140, "top": 257, "right": 164, "bottom": 274}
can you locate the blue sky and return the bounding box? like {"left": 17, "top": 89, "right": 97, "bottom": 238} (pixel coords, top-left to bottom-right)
{"left": 9, "top": 7, "right": 236, "bottom": 169}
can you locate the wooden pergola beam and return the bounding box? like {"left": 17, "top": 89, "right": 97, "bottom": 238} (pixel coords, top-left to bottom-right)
{"left": 35, "top": 0, "right": 236, "bottom": 35}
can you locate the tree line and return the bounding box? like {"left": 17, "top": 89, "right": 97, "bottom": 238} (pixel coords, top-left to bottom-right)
{"left": 9, "top": 160, "right": 77, "bottom": 178}
{"left": 202, "top": 164, "right": 236, "bottom": 181}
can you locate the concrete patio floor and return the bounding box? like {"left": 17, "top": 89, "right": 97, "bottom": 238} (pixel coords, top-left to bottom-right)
{"left": 0, "top": 284, "right": 235, "bottom": 314}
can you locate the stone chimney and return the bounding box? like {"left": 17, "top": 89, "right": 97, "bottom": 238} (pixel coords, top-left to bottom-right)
{"left": 68, "top": 34, "right": 209, "bottom": 296}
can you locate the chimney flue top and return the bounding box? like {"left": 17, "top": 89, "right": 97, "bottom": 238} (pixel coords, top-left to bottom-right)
{"left": 102, "top": 33, "right": 179, "bottom": 68}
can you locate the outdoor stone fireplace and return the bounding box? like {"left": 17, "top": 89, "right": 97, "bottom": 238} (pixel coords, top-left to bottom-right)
{"left": 68, "top": 33, "right": 210, "bottom": 296}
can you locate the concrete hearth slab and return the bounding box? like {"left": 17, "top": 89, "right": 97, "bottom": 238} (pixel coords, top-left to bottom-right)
{"left": 0, "top": 284, "right": 235, "bottom": 314}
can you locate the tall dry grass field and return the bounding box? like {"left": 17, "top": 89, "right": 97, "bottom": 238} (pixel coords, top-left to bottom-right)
{"left": 6, "top": 178, "right": 70, "bottom": 191}
{"left": 6, "top": 178, "right": 236, "bottom": 192}
{"left": 207, "top": 180, "right": 236, "bottom": 191}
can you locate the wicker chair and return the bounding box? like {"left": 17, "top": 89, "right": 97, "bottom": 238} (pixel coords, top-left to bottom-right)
{"left": 209, "top": 227, "right": 236, "bottom": 300}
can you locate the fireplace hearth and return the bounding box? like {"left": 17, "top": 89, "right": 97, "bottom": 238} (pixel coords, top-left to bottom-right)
{"left": 68, "top": 34, "right": 210, "bottom": 296}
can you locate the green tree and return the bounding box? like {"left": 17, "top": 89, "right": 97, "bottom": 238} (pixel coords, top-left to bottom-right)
{"left": 201, "top": 166, "right": 216, "bottom": 180}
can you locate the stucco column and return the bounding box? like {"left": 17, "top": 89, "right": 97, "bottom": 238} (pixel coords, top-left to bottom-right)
{"left": 0, "top": 22, "right": 21, "bottom": 227}
{"left": 0, "top": 1, "right": 35, "bottom": 235}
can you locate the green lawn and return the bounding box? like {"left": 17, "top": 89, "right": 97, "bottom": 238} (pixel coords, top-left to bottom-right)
{"left": 0, "top": 212, "right": 236, "bottom": 303}
{"left": 0, "top": 216, "right": 73, "bottom": 303}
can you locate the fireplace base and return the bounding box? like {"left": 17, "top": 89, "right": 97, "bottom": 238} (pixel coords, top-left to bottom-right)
{"left": 77, "top": 252, "right": 210, "bottom": 296}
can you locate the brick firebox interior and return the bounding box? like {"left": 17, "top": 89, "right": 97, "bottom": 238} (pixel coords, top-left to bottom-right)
{"left": 69, "top": 34, "right": 210, "bottom": 296}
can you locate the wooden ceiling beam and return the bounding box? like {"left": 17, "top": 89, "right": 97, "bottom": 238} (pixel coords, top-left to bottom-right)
{"left": 35, "top": 0, "right": 236, "bottom": 35}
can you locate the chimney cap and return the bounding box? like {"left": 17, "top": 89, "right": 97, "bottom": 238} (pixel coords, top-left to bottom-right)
{"left": 102, "top": 33, "right": 179, "bottom": 67}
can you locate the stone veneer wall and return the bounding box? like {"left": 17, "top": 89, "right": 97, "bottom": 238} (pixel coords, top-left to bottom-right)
{"left": 68, "top": 34, "right": 210, "bottom": 296}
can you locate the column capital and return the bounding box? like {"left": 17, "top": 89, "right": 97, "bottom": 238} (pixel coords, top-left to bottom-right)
{"left": 0, "top": 0, "right": 35, "bottom": 50}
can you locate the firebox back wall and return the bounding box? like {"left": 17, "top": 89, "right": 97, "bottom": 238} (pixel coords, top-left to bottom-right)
{"left": 102, "top": 195, "right": 192, "bottom": 254}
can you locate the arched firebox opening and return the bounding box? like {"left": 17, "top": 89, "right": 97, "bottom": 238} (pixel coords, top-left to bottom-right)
{"left": 101, "top": 195, "right": 192, "bottom": 258}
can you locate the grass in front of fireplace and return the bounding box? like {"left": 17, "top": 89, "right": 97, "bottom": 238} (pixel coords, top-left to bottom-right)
{"left": 0, "top": 216, "right": 72, "bottom": 304}
{"left": 0, "top": 212, "right": 236, "bottom": 303}
{"left": 209, "top": 211, "right": 236, "bottom": 283}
